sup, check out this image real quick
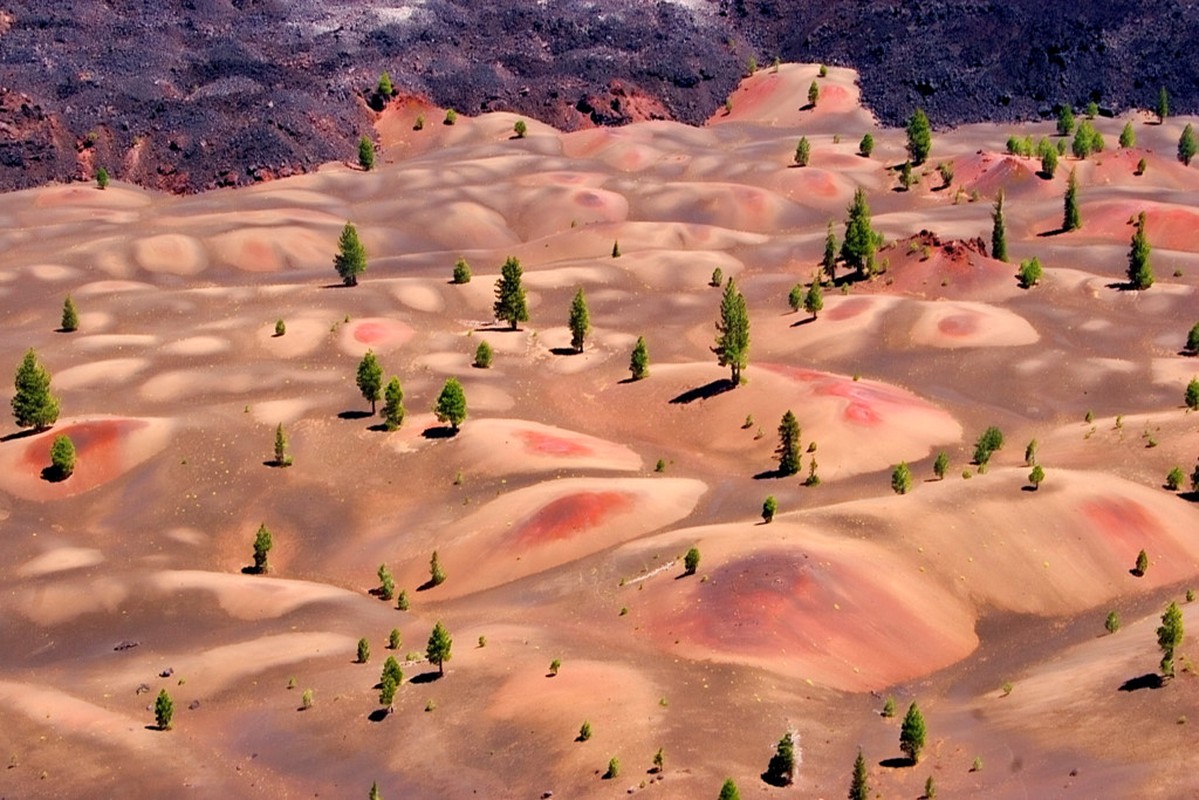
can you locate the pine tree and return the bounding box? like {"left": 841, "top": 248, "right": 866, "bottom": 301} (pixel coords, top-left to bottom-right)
{"left": 357, "top": 637, "right": 371, "bottom": 663}
{"left": 788, "top": 284, "right": 804, "bottom": 312}
{"left": 899, "top": 160, "right": 914, "bottom": 191}
{"left": 1158, "top": 601, "right": 1184, "bottom": 678}
{"left": 629, "top": 336, "right": 649, "bottom": 380}
{"left": 1029, "top": 464, "right": 1045, "bottom": 489}
{"left": 452, "top": 257, "right": 471, "bottom": 284}
{"left": 891, "top": 462, "right": 912, "bottom": 495}
{"left": 762, "top": 495, "right": 777, "bottom": 523}
{"left": 514, "top": 119, "right": 528, "bottom": 139}
{"left": 273, "top": 423, "right": 292, "bottom": 466}
{"left": 795, "top": 136, "right": 811, "bottom": 166}
{"left": 356, "top": 350, "right": 383, "bottom": 413}
{"left": 433, "top": 378, "right": 467, "bottom": 430}
{"left": 1157, "top": 87, "right": 1170, "bottom": 124}
{"left": 991, "top": 190, "right": 1007, "bottom": 262}
{"left": 252, "top": 523, "right": 272, "bottom": 574}
{"left": 568, "top": 288, "right": 590, "bottom": 353}
{"left": 60, "top": 295, "right": 79, "bottom": 332}
{"left": 1063, "top": 168, "right": 1081, "bottom": 231}
{"left": 718, "top": 778, "right": 740, "bottom": 800}
{"left": 429, "top": 550, "right": 446, "bottom": 586}
{"left": 11, "top": 348, "right": 60, "bottom": 431}
{"left": 493, "top": 256, "right": 529, "bottom": 329}
{"left": 1178, "top": 124, "right": 1197, "bottom": 166}
{"left": 776, "top": 410, "right": 801, "bottom": 476}
{"left": 96, "top": 166, "right": 110, "bottom": 189}
{"left": 822, "top": 222, "right": 839, "bottom": 282}
{"left": 933, "top": 451, "right": 949, "bottom": 480}
{"left": 765, "top": 731, "right": 797, "bottom": 786}
{"left": 358, "top": 136, "right": 375, "bottom": 171}
{"left": 50, "top": 434, "right": 75, "bottom": 479}
{"left": 1119, "top": 122, "right": 1136, "bottom": 149}
{"left": 1017, "top": 257, "right": 1043, "bottom": 288}
{"left": 376, "top": 72, "right": 394, "bottom": 98}
{"left": 334, "top": 222, "right": 367, "bottom": 286}
{"left": 841, "top": 188, "right": 882, "bottom": 276}
{"left": 369, "top": 781, "right": 382, "bottom": 800}
{"left": 155, "top": 689, "right": 174, "bottom": 730}
{"left": 1126, "top": 211, "right": 1153, "bottom": 290}
{"left": 808, "top": 80, "right": 820, "bottom": 108}
{"left": 684, "top": 547, "right": 700, "bottom": 575}
{"left": 426, "top": 621, "right": 453, "bottom": 676}
{"left": 1041, "top": 146, "right": 1058, "bottom": 178}
{"left": 1057, "top": 105, "right": 1075, "bottom": 136}
{"left": 1185, "top": 321, "right": 1199, "bottom": 353}
{"left": 858, "top": 133, "right": 874, "bottom": 158}
{"left": 899, "top": 702, "right": 927, "bottom": 763}
{"left": 382, "top": 376, "right": 405, "bottom": 431}
{"left": 711, "top": 277, "right": 749, "bottom": 385}
{"left": 803, "top": 279, "right": 823, "bottom": 318}
{"left": 473, "top": 341, "right": 493, "bottom": 369}
{"left": 906, "top": 108, "right": 932, "bottom": 165}
{"left": 1186, "top": 378, "right": 1199, "bottom": 411}
{"left": 848, "top": 748, "right": 870, "bottom": 800}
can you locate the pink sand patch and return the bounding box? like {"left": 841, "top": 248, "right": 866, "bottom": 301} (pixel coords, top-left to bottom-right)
{"left": 938, "top": 314, "right": 980, "bottom": 337}
{"left": 843, "top": 402, "right": 881, "bottom": 426}
{"left": 19, "top": 419, "right": 145, "bottom": 476}
{"left": 518, "top": 429, "right": 593, "bottom": 457}
{"left": 513, "top": 491, "right": 634, "bottom": 547}
{"left": 339, "top": 317, "right": 414, "bottom": 355}
{"left": 826, "top": 297, "right": 872, "bottom": 321}
{"left": 1081, "top": 498, "right": 1164, "bottom": 554}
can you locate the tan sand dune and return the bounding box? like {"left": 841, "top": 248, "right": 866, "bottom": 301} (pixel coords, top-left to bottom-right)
{"left": 132, "top": 233, "right": 208, "bottom": 275}
{"left": 909, "top": 300, "right": 1040, "bottom": 348}
{"left": 337, "top": 317, "right": 415, "bottom": 356}
{"left": 207, "top": 225, "right": 335, "bottom": 272}
{"left": 17, "top": 546, "right": 104, "bottom": 577}
{"left": 56, "top": 357, "right": 149, "bottom": 390}
{"left": 147, "top": 571, "right": 358, "bottom": 620}
{"left": 450, "top": 418, "right": 642, "bottom": 475}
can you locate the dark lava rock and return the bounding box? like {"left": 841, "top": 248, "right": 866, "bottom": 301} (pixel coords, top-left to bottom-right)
{"left": 1, "top": 0, "right": 1196, "bottom": 193}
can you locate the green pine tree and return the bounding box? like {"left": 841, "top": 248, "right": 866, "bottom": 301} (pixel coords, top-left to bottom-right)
{"left": 991, "top": 190, "right": 1008, "bottom": 262}
{"left": 795, "top": 136, "right": 811, "bottom": 166}
{"left": 822, "top": 222, "right": 839, "bottom": 283}
{"left": 252, "top": 523, "right": 272, "bottom": 573}
{"left": 568, "top": 288, "right": 590, "bottom": 353}
{"left": 382, "top": 376, "right": 405, "bottom": 431}
{"left": 1063, "top": 168, "right": 1081, "bottom": 231}
{"left": 1178, "top": 124, "right": 1197, "bottom": 166}
{"left": 433, "top": 378, "right": 467, "bottom": 431}
{"left": 11, "top": 348, "right": 60, "bottom": 431}
{"left": 155, "top": 689, "right": 174, "bottom": 730}
{"left": 711, "top": 278, "right": 749, "bottom": 385}
{"left": 50, "top": 434, "right": 75, "bottom": 479}
{"left": 629, "top": 336, "right": 649, "bottom": 380}
{"left": 848, "top": 748, "right": 870, "bottom": 800}
{"left": 426, "top": 620, "right": 453, "bottom": 676}
{"left": 356, "top": 350, "right": 383, "bottom": 413}
{"left": 1127, "top": 211, "right": 1153, "bottom": 290}
{"left": 60, "top": 295, "right": 79, "bottom": 332}
{"left": 1157, "top": 87, "right": 1170, "bottom": 123}
{"left": 358, "top": 136, "right": 375, "bottom": 171}
{"left": 803, "top": 279, "right": 823, "bottom": 319}
{"left": 1119, "top": 122, "right": 1136, "bottom": 149}
{"left": 900, "top": 702, "right": 927, "bottom": 763}
{"left": 841, "top": 188, "right": 882, "bottom": 276}
{"left": 493, "top": 256, "right": 529, "bottom": 329}
{"left": 334, "top": 222, "right": 367, "bottom": 286}
{"left": 906, "top": 108, "right": 932, "bottom": 165}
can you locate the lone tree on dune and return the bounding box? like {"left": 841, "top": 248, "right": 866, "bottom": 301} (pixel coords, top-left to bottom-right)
{"left": 474, "top": 341, "right": 493, "bottom": 369}
{"left": 452, "top": 257, "right": 471, "bottom": 284}
{"left": 370, "top": 781, "right": 382, "bottom": 800}
{"left": 357, "top": 637, "right": 371, "bottom": 664}
{"left": 12, "top": 348, "right": 60, "bottom": 431}
{"left": 849, "top": 748, "right": 870, "bottom": 800}
{"left": 764, "top": 731, "right": 797, "bottom": 786}
{"left": 841, "top": 188, "right": 882, "bottom": 277}
{"left": 379, "top": 673, "right": 398, "bottom": 711}
{"left": 629, "top": 336, "right": 649, "bottom": 380}
{"left": 1041, "top": 145, "right": 1058, "bottom": 178}
{"left": 1158, "top": 601, "right": 1184, "bottom": 678}
{"left": 1127, "top": 212, "right": 1153, "bottom": 290}
{"left": 973, "top": 425, "right": 1004, "bottom": 465}
{"left": 684, "top": 547, "right": 700, "bottom": 575}
{"left": 1166, "top": 465, "right": 1185, "bottom": 491}
{"left": 1018, "top": 256, "right": 1043, "bottom": 288}
{"left": 891, "top": 462, "right": 912, "bottom": 495}
{"left": 429, "top": 550, "right": 446, "bottom": 587}
{"left": 1029, "top": 464, "right": 1045, "bottom": 490}
{"left": 155, "top": 689, "right": 174, "bottom": 730}
{"left": 334, "top": 222, "right": 367, "bottom": 286}
{"left": 762, "top": 495, "right": 777, "bottom": 524}
{"left": 712, "top": 277, "right": 749, "bottom": 385}
{"left": 1158, "top": 86, "right": 1170, "bottom": 124}
{"left": 1063, "top": 169, "right": 1081, "bottom": 231}
{"left": 776, "top": 410, "right": 801, "bottom": 476}
{"left": 356, "top": 350, "right": 383, "bottom": 413}
{"left": 96, "top": 166, "right": 109, "bottom": 189}
{"left": 1135, "top": 549, "right": 1149, "bottom": 576}
{"left": 822, "top": 222, "right": 839, "bottom": 283}
{"left": 906, "top": 108, "right": 932, "bottom": 165}
{"left": 1185, "top": 377, "right": 1199, "bottom": 411}
{"left": 493, "top": 256, "right": 529, "bottom": 329}
{"left": 803, "top": 279, "right": 823, "bottom": 318}
{"left": 788, "top": 283, "right": 804, "bottom": 312}
{"left": 514, "top": 119, "right": 528, "bottom": 139}
{"left": 1185, "top": 321, "right": 1199, "bottom": 353}
{"left": 858, "top": 133, "right": 874, "bottom": 158}
{"left": 933, "top": 451, "right": 949, "bottom": 480}
{"left": 991, "top": 190, "right": 1008, "bottom": 262}
{"left": 426, "top": 621, "right": 453, "bottom": 676}
{"left": 1180, "top": 124, "right": 1197, "bottom": 166}
{"left": 718, "top": 778, "right": 740, "bottom": 800}
{"left": 252, "top": 523, "right": 272, "bottom": 574}
{"left": 376, "top": 71, "right": 394, "bottom": 99}
{"left": 50, "top": 434, "right": 75, "bottom": 479}
{"left": 358, "top": 136, "right": 375, "bottom": 171}
{"left": 434, "top": 378, "right": 467, "bottom": 431}
{"left": 795, "top": 136, "right": 811, "bottom": 167}
{"left": 60, "top": 295, "right": 79, "bottom": 332}
{"left": 1119, "top": 122, "right": 1136, "bottom": 149}
{"left": 900, "top": 702, "right": 926, "bottom": 763}
{"left": 568, "top": 288, "right": 590, "bottom": 353}
{"left": 899, "top": 160, "right": 914, "bottom": 191}
{"left": 382, "top": 376, "right": 405, "bottom": 431}
{"left": 808, "top": 80, "right": 819, "bottom": 108}
{"left": 273, "top": 423, "right": 292, "bottom": 467}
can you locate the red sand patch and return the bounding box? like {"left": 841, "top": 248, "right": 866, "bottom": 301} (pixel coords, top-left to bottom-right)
{"left": 340, "top": 317, "right": 414, "bottom": 355}
{"left": 353, "top": 322, "right": 391, "bottom": 344}
{"left": 513, "top": 491, "right": 634, "bottom": 547}
{"left": 938, "top": 314, "right": 980, "bottom": 337}
{"left": 19, "top": 419, "right": 146, "bottom": 477}
{"left": 1080, "top": 498, "right": 1165, "bottom": 554}
{"left": 842, "top": 402, "right": 881, "bottom": 426}
{"left": 518, "top": 430, "right": 593, "bottom": 457}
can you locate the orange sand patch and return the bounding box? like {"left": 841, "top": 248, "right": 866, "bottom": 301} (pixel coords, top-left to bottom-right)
{"left": 909, "top": 300, "right": 1039, "bottom": 348}
{"left": 132, "top": 233, "right": 208, "bottom": 275}
{"left": 0, "top": 416, "right": 173, "bottom": 501}
{"left": 956, "top": 152, "right": 1043, "bottom": 199}
{"left": 1080, "top": 201, "right": 1199, "bottom": 252}
{"left": 513, "top": 491, "right": 635, "bottom": 547}
{"left": 338, "top": 317, "right": 414, "bottom": 356}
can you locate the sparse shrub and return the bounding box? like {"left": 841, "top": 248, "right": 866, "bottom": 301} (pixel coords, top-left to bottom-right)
{"left": 1119, "top": 122, "right": 1136, "bottom": 149}
{"left": 473, "top": 341, "right": 493, "bottom": 369}
{"left": 1186, "top": 377, "right": 1199, "bottom": 410}
{"left": 795, "top": 136, "right": 811, "bottom": 166}
{"left": 891, "top": 462, "right": 912, "bottom": 495}
{"left": 1136, "top": 157, "right": 1147, "bottom": 176}
{"left": 654, "top": 458, "right": 666, "bottom": 473}
{"left": 388, "top": 628, "right": 402, "bottom": 650}
{"left": 252, "top": 524, "right": 272, "bottom": 574}
{"left": 154, "top": 689, "right": 174, "bottom": 730}
{"left": 413, "top": 114, "right": 424, "bottom": 131}
{"left": 858, "top": 133, "right": 874, "bottom": 158}
{"left": 937, "top": 161, "right": 954, "bottom": 188}
{"left": 396, "top": 590, "right": 410, "bottom": 611}
{"left": 1106, "top": 611, "right": 1121, "bottom": 634}
{"left": 1187, "top": 589, "right": 1196, "bottom": 603}
{"left": 684, "top": 547, "right": 701, "bottom": 575}
{"left": 611, "top": 240, "right": 621, "bottom": 258}
{"left": 1025, "top": 439, "right": 1038, "bottom": 466}
{"left": 444, "top": 109, "right": 457, "bottom": 125}
{"left": 710, "top": 267, "right": 723, "bottom": 287}
{"left": 357, "top": 638, "right": 371, "bottom": 664}
{"left": 653, "top": 748, "right": 664, "bottom": 772}
{"left": 818, "top": 64, "right": 828, "bottom": 77}
{"left": 61, "top": 295, "right": 79, "bottom": 332}
{"left": 50, "top": 435, "right": 75, "bottom": 479}
{"left": 629, "top": 336, "right": 649, "bottom": 380}
{"left": 1028, "top": 464, "right": 1045, "bottom": 490}
{"left": 718, "top": 778, "right": 741, "bottom": 800}
{"left": 377, "top": 563, "right": 395, "bottom": 600}
{"left": 514, "top": 119, "right": 528, "bottom": 138}
{"left": 358, "top": 136, "right": 375, "bottom": 171}
{"left": 933, "top": 451, "right": 949, "bottom": 480}
{"left": 924, "top": 775, "right": 937, "bottom": 798}
{"left": 1001, "top": 681, "right": 1013, "bottom": 697}
{"left": 807, "top": 80, "right": 819, "bottom": 107}
{"left": 1135, "top": 549, "right": 1149, "bottom": 576}
{"left": 603, "top": 757, "right": 620, "bottom": 779}
{"left": 548, "top": 658, "right": 561, "bottom": 676}
{"left": 274, "top": 319, "right": 285, "bottom": 336}
{"left": 971, "top": 756, "right": 983, "bottom": 772}
{"left": 301, "top": 688, "right": 314, "bottom": 709}
{"left": 881, "top": 696, "right": 896, "bottom": 717}
{"left": 96, "top": 166, "right": 109, "bottom": 189}
{"left": 478, "top": 635, "right": 486, "bottom": 647}
{"left": 973, "top": 425, "right": 1005, "bottom": 465}
{"left": 429, "top": 551, "right": 446, "bottom": 587}
{"left": 578, "top": 721, "right": 592, "bottom": 741}
{"left": 452, "top": 257, "right": 471, "bottom": 284}
{"left": 762, "top": 495, "right": 778, "bottom": 523}
{"left": 1017, "top": 256, "right": 1043, "bottom": 288}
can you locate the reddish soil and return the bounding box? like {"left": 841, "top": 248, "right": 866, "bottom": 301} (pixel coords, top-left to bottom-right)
{"left": 939, "top": 313, "right": 980, "bottom": 337}
{"left": 513, "top": 491, "right": 634, "bottom": 547}
{"left": 518, "top": 429, "right": 593, "bottom": 457}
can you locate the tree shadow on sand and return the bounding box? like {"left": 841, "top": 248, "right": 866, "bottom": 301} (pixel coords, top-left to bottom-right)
{"left": 40, "top": 466, "right": 70, "bottom": 483}
{"left": 878, "top": 757, "right": 916, "bottom": 769}
{"left": 669, "top": 379, "right": 735, "bottom": 405}
{"left": 337, "top": 410, "right": 373, "bottom": 420}
{"left": 549, "top": 346, "right": 579, "bottom": 356}
{"left": 367, "top": 708, "right": 391, "bottom": 722}
{"left": 1118, "top": 673, "right": 1164, "bottom": 692}
{"left": 420, "top": 426, "right": 458, "bottom": 440}
{"left": 1, "top": 428, "right": 40, "bottom": 443}
{"left": 789, "top": 316, "right": 816, "bottom": 328}
{"left": 409, "top": 671, "right": 442, "bottom": 684}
